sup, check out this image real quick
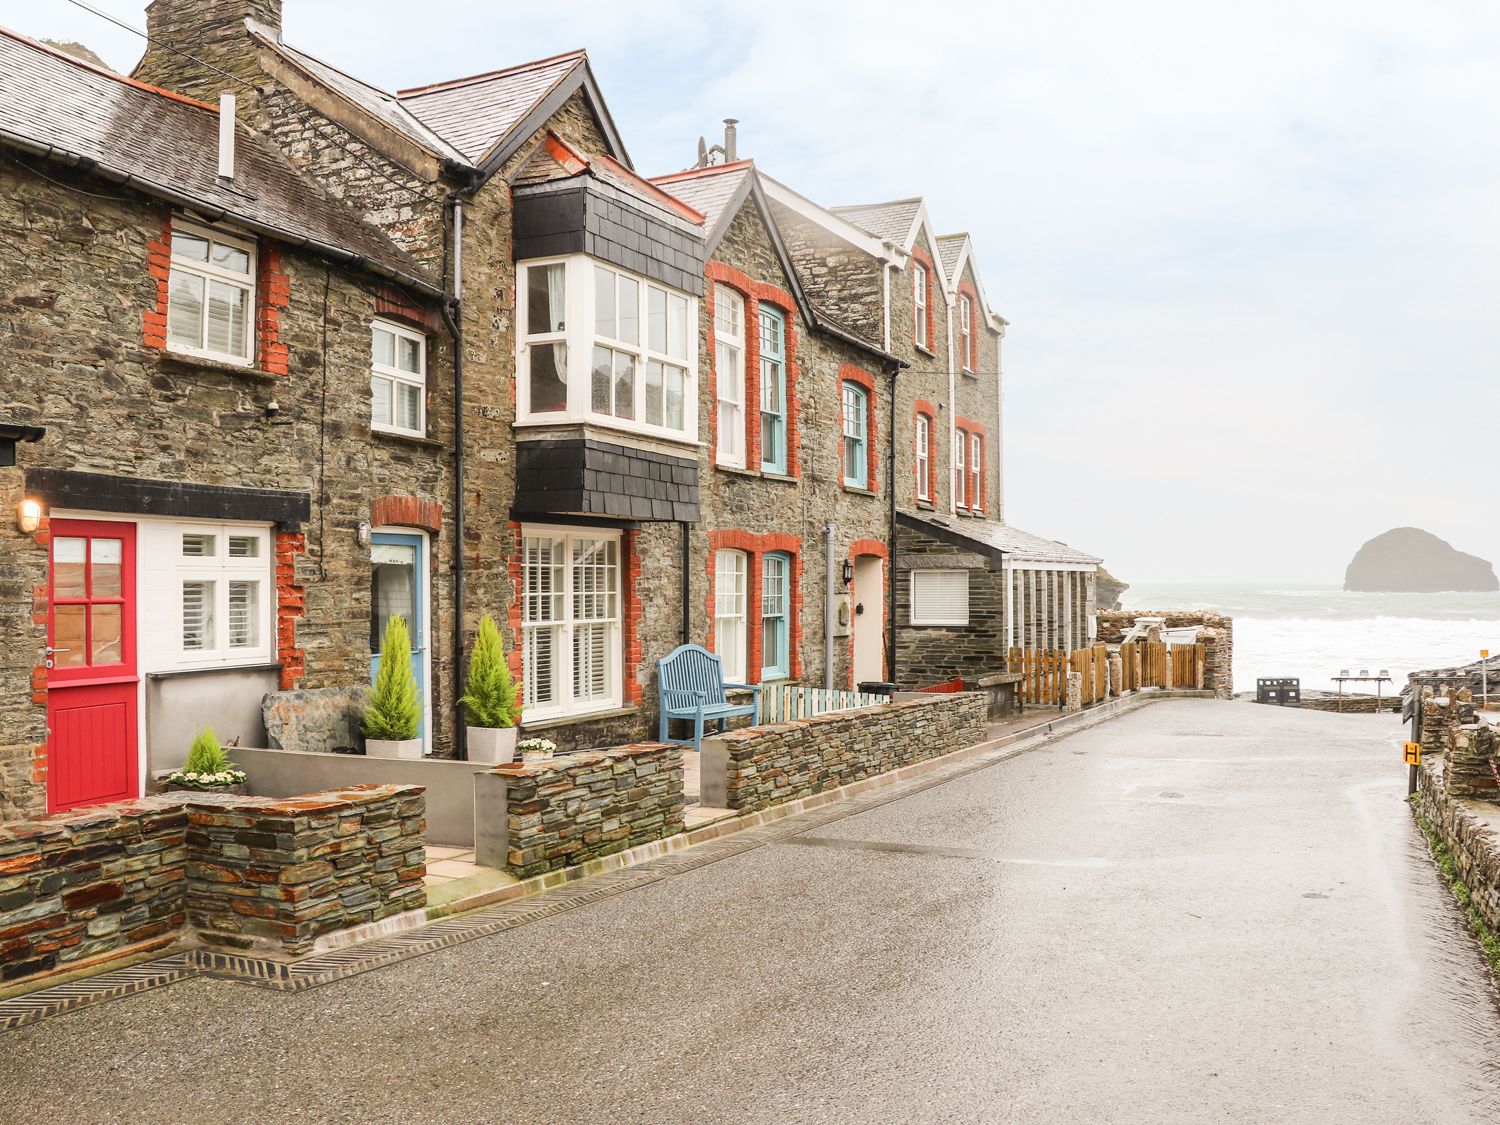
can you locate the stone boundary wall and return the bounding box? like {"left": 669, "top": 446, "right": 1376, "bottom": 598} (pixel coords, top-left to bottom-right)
{"left": 475, "top": 744, "right": 684, "bottom": 879}
{"left": 1283, "top": 696, "right": 1401, "bottom": 714}
{"left": 0, "top": 784, "right": 425, "bottom": 984}
{"left": 1097, "top": 610, "right": 1234, "bottom": 700}
{"left": 703, "top": 694, "right": 989, "bottom": 812}
{"left": 1415, "top": 755, "right": 1500, "bottom": 942}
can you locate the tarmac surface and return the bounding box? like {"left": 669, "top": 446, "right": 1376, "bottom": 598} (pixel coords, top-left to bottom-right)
{"left": 4, "top": 699, "right": 1500, "bottom": 1123}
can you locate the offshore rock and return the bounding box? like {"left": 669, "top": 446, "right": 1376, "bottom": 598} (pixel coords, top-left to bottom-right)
{"left": 1344, "top": 528, "right": 1498, "bottom": 593}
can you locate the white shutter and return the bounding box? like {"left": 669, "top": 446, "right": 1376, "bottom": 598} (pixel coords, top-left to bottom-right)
{"left": 182, "top": 580, "right": 215, "bottom": 650}
{"left": 910, "top": 571, "right": 969, "bottom": 626}
{"left": 228, "top": 581, "right": 258, "bottom": 648}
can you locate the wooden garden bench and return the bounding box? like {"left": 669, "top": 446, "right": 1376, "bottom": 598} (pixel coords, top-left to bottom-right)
{"left": 656, "top": 643, "right": 761, "bottom": 752}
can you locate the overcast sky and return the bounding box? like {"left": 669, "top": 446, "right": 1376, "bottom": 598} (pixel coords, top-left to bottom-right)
{"left": 14, "top": 0, "right": 1497, "bottom": 583}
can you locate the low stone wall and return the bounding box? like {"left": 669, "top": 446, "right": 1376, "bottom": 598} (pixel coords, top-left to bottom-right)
{"left": 702, "top": 693, "right": 989, "bottom": 812}
{"left": 0, "top": 783, "right": 426, "bottom": 984}
{"left": 187, "top": 785, "right": 426, "bottom": 955}
{"left": 1415, "top": 754, "right": 1500, "bottom": 943}
{"left": 1097, "top": 610, "right": 1234, "bottom": 700}
{"left": 475, "top": 744, "right": 684, "bottom": 879}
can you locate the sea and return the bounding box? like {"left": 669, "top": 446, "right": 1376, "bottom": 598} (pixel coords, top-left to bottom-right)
{"left": 1123, "top": 583, "right": 1500, "bottom": 697}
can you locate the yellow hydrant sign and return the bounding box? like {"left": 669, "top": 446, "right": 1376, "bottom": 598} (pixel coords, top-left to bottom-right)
{"left": 1403, "top": 742, "right": 1421, "bottom": 766}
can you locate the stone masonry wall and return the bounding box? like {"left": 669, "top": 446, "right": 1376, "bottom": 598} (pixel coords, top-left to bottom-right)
{"left": 708, "top": 693, "right": 988, "bottom": 811}
{"left": 1416, "top": 753, "right": 1500, "bottom": 951}
{"left": 1097, "top": 610, "right": 1234, "bottom": 700}
{"left": 894, "top": 525, "right": 1006, "bottom": 689}
{"left": 0, "top": 783, "right": 425, "bottom": 984}
{"left": 486, "top": 744, "right": 684, "bottom": 879}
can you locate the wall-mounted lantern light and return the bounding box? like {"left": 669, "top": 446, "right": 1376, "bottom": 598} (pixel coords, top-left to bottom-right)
{"left": 841, "top": 559, "right": 854, "bottom": 585}
{"left": 17, "top": 498, "right": 42, "bottom": 534}
{"left": 357, "top": 521, "right": 372, "bottom": 547}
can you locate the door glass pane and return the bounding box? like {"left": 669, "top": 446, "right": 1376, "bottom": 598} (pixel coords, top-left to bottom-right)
{"left": 91, "top": 604, "right": 122, "bottom": 665}
{"left": 53, "top": 604, "right": 86, "bottom": 668}
{"left": 54, "top": 537, "right": 86, "bottom": 598}
{"left": 91, "top": 539, "right": 123, "bottom": 598}
{"left": 529, "top": 342, "right": 568, "bottom": 412}
{"left": 371, "top": 544, "right": 417, "bottom": 652}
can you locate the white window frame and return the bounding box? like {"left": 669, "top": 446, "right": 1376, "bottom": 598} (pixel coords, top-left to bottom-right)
{"left": 959, "top": 295, "right": 973, "bottom": 372}
{"left": 519, "top": 524, "right": 624, "bottom": 722}
{"left": 910, "top": 570, "right": 970, "bottom": 627}
{"left": 371, "top": 319, "right": 427, "bottom": 437}
{"left": 953, "top": 430, "right": 966, "bottom": 509}
{"left": 175, "top": 522, "right": 273, "bottom": 667}
{"left": 758, "top": 303, "right": 788, "bottom": 475}
{"left": 761, "top": 551, "right": 792, "bottom": 680}
{"left": 913, "top": 262, "right": 928, "bottom": 349}
{"left": 915, "top": 413, "right": 931, "bottom": 501}
{"left": 842, "top": 381, "right": 868, "bottom": 489}
{"left": 969, "top": 432, "right": 983, "bottom": 513}
{"left": 166, "top": 220, "right": 256, "bottom": 366}
{"left": 713, "top": 548, "right": 749, "bottom": 683}
{"left": 714, "top": 285, "right": 746, "bottom": 468}
{"left": 516, "top": 255, "right": 699, "bottom": 443}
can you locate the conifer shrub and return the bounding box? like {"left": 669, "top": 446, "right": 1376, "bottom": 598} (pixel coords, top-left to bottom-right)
{"left": 364, "top": 614, "right": 421, "bottom": 741}
{"left": 461, "top": 613, "right": 518, "bottom": 729}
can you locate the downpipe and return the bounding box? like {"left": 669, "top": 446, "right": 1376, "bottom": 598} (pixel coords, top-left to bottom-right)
{"left": 824, "top": 522, "right": 836, "bottom": 690}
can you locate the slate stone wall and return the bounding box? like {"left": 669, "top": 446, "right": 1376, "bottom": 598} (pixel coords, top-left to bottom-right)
{"left": 709, "top": 693, "right": 988, "bottom": 811}
{"left": 0, "top": 783, "right": 426, "bottom": 984}
{"left": 894, "top": 526, "right": 1006, "bottom": 689}
{"left": 1097, "top": 610, "right": 1235, "bottom": 700}
{"left": 1416, "top": 754, "right": 1500, "bottom": 945}
{"left": 484, "top": 744, "right": 684, "bottom": 878}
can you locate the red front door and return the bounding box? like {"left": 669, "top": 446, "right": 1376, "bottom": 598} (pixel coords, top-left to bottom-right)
{"left": 46, "top": 520, "right": 138, "bottom": 813}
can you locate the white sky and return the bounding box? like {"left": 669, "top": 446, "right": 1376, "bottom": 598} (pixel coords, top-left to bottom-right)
{"left": 10, "top": 0, "right": 1498, "bottom": 584}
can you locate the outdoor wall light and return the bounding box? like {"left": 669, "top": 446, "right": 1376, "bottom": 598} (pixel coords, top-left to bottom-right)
{"left": 841, "top": 560, "right": 854, "bottom": 585}
{"left": 16, "top": 498, "right": 42, "bottom": 534}
{"left": 357, "top": 521, "right": 372, "bottom": 547}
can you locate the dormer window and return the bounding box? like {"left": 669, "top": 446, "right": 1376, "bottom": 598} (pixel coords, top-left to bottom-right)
{"left": 518, "top": 257, "right": 698, "bottom": 442}
{"left": 167, "top": 222, "right": 255, "bottom": 365}
{"left": 912, "top": 262, "right": 928, "bottom": 350}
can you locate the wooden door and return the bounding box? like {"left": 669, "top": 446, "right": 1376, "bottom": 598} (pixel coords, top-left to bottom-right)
{"left": 46, "top": 520, "right": 138, "bottom": 812}
{"left": 851, "top": 555, "right": 884, "bottom": 686}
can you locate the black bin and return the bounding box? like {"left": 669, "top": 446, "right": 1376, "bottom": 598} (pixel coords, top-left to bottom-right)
{"left": 859, "top": 681, "right": 897, "bottom": 697}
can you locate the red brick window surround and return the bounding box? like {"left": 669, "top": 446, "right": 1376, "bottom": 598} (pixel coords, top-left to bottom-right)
{"left": 838, "top": 364, "right": 878, "bottom": 495}
{"left": 955, "top": 417, "right": 988, "bottom": 514}
{"left": 371, "top": 496, "right": 443, "bottom": 534}
{"left": 913, "top": 398, "right": 938, "bottom": 506}
{"left": 706, "top": 263, "right": 800, "bottom": 479}
{"left": 275, "top": 530, "right": 307, "bottom": 690}
{"left": 910, "top": 247, "right": 937, "bottom": 353}
{"left": 706, "top": 530, "right": 803, "bottom": 684}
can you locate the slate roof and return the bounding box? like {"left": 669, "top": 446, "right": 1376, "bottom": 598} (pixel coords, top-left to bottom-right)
{"left": 936, "top": 233, "right": 967, "bottom": 283}
{"left": 259, "top": 36, "right": 472, "bottom": 167}
{"left": 901, "top": 511, "right": 1101, "bottom": 566}
{"left": 397, "top": 51, "right": 585, "bottom": 166}
{"left": 648, "top": 162, "right": 753, "bottom": 245}
{"left": 0, "top": 28, "right": 439, "bottom": 294}
{"left": 831, "top": 198, "right": 922, "bottom": 247}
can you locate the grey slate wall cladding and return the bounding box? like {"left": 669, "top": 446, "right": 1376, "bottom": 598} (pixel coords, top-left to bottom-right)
{"left": 515, "top": 438, "right": 700, "bottom": 522}
{"left": 513, "top": 181, "right": 707, "bottom": 297}
{"left": 896, "top": 524, "right": 1008, "bottom": 689}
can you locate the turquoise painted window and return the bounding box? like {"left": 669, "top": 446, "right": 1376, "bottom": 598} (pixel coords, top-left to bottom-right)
{"left": 761, "top": 551, "right": 790, "bottom": 679}
{"left": 842, "top": 381, "right": 868, "bottom": 489}
{"left": 758, "top": 304, "right": 786, "bottom": 474}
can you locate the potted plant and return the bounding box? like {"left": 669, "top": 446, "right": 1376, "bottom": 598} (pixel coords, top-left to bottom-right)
{"left": 364, "top": 614, "right": 423, "bottom": 759}
{"left": 460, "top": 613, "right": 519, "bottom": 764}
{"left": 518, "top": 736, "right": 557, "bottom": 766}
{"left": 165, "top": 728, "right": 249, "bottom": 794}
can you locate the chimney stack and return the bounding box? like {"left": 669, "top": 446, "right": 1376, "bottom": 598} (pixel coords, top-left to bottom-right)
{"left": 218, "top": 92, "right": 236, "bottom": 180}
{"left": 723, "top": 119, "right": 738, "bottom": 162}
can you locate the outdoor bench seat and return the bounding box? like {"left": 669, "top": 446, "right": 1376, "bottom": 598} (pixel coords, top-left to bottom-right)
{"left": 656, "top": 643, "right": 761, "bottom": 752}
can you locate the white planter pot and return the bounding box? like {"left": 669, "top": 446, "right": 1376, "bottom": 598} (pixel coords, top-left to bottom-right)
{"left": 467, "top": 726, "right": 517, "bottom": 765}
{"left": 366, "top": 737, "right": 423, "bottom": 760}
{"left": 522, "top": 750, "right": 555, "bottom": 766}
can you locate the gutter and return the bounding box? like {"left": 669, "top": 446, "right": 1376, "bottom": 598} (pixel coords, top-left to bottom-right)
{"left": 0, "top": 130, "right": 443, "bottom": 298}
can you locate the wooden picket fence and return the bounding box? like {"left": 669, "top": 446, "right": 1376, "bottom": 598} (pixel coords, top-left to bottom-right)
{"left": 1069, "top": 645, "right": 1109, "bottom": 706}
{"left": 758, "top": 685, "right": 886, "bottom": 724}
{"left": 1113, "top": 640, "right": 1202, "bottom": 694}
{"left": 1171, "top": 643, "right": 1205, "bottom": 689}
{"left": 1117, "top": 642, "right": 1140, "bottom": 693}
{"left": 1007, "top": 647, "right": 1070, "bottom": 707}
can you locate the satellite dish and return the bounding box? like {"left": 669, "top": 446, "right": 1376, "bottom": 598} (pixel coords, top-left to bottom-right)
{"left": 696, "top": 136, "right": 707, "bottom": 167}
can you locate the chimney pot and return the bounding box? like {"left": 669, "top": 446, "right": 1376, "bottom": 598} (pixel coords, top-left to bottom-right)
{"left": 218, "top": 92, "right": 236, "bottom": 180}
{"left": 723, "top": 118, "right": 738, "bottom": 162}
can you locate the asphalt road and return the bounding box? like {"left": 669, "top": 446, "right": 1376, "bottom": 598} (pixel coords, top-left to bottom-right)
{"left": 4, "top": 700, "right": 1500, "bottom": 1124}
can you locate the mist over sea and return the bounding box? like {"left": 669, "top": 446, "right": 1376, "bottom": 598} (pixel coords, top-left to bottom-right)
{"left": 1123, "top": 583, "right": 1500, "bottom": 696}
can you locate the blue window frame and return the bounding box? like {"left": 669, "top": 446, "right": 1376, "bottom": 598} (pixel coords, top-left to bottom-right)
{"left": 758, "top": 304, "right": 786, "bottom": 474}
{"left": 842, "top": 381, "right": 868, "bottom": 489}
{"left": 761, "top": 551, "right": 790, "bottom": 679}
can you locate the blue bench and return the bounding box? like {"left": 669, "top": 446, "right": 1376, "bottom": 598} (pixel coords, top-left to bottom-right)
{"left": 656, "top": 643, "right": 761, "bottom": 752}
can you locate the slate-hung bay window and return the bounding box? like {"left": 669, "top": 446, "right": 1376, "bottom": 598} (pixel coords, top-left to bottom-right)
{"left": 842, "top": 380, "right": 869, "bottom": 489}
{"left": 759, "top": 305, "right": 787, "bottom": 474}
{"left": 178, "top": 525, "right": 272, "bottom": 665}
{"left": 521, "top": 528, "right": 623, "bottom": 721}
{"left": 371, "top": 320, "right": 426, "bottom": 436}
{"left": 167, "top": 223, "right": 255, "bottom": 365}
{"left": 714, "top": 286, "right": 746, "bottom": 468}
{"left": 518, "top": 257, "right": 698, "bottom": 441}
{"left": 761, "top": 552, "right": 791, "bottom": 680}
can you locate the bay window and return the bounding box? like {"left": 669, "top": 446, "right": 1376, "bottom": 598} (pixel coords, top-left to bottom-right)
{"left": 715, "top": 285, "right": 746, "bottom": 467}
{"left": 713, "top": 548, "right": 748, "bottom": 682}
{"left": 167, "top": 222, "right": 255, "bottom": 365}
{"left": 842, "top": 381, "right": 868, "bottom": 489}
{"left": 761, "top": 552, "right": 791, "bottom": 680}
{"left": 759, "top": 304, "right": 787, "bottom": 474}
{"left": 521, "top": 527, "right": 622, "bottom": 720}
{"left": 518, "top": 257, "right": 698, "bottom": 441}
{"left": 177, "top": 524, "right": 271, "bottom": 665}
{"left": 371, "top": 320, "right": 426, "bottom": 436}
{"left": 915, "top": 413, "right": 932, "bottom": 501}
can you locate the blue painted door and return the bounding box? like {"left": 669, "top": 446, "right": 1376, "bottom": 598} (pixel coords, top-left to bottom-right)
{"left": 370, "top": 532, "right": 427, "bottom": 742}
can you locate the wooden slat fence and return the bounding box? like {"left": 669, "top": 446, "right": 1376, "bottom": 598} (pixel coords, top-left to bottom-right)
{"left": 759, "top": 685, "right": 886, "bottom": 725}
{"left": 1068, "top": 645, "right": 1109, "bottom": 706}
{"left": 1171, "top": 643, "right": 1205, "bottom": 689}
{"left": 1007, "top": 647, "right": 1069, "bottom": 707}
{"left": 1117, "top": 642, "right": 1139, "bottom": 694}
